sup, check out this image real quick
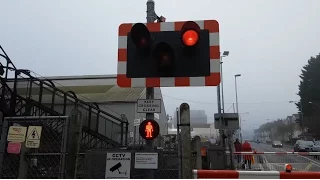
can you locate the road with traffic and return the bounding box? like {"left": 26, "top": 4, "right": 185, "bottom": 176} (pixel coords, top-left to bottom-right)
{"left": 249, "top": 142, "right": 320, "bottom": 171}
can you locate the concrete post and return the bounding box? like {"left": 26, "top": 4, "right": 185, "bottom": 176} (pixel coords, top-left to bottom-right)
{"left": 180, "top": 103, "right": 192, "bottom": 179}
{"left": 193, "top": 136, "right": 202, "bottom": 169}
{"left": 65, "top": 108, "right": 82, "bottom": 179}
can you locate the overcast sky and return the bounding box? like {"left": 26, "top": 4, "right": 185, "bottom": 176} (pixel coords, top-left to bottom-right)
{"left": 1, "top": 0, "right": 320, "bottom": 133}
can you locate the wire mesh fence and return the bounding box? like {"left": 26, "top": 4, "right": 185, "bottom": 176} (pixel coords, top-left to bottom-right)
{"left": 0, "top": 116, "right": 68, "bottom": 179}
{"left": 82, "top": 148, "right": 180, "bottom": 179}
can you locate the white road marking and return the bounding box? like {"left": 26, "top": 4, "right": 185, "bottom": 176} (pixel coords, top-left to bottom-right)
{"left": 261, "top": 155, "right": 276, "bottom": 170}
{"left": 259, "top": 163, "right": 264, "bottom": 170}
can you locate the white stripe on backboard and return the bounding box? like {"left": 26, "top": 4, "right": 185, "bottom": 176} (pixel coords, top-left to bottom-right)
{"left": 209, "top": 32, "right": 220, "bottom": 46}
{"left": 118, "top": 36, "right": 127, "bottom": 49}
{"left": 210, "top": 59, "right": 220, "bottom": 73}
{"left": 194, "top": 21, "right": 204, "bottom": 29}
{"left": 160, "top": 77, "right": 175, "bottom": 86}
{"left": 190, "top": 77, "right": 205, "bottom": 86}
{"left": 160, "top": 22, "right": 174, "bottom": 31}
{"left": 117, "top": 61, "right": 127, "bottom": 74}
{"left": 131, "top": 78, "right": 146, "bottom": 87}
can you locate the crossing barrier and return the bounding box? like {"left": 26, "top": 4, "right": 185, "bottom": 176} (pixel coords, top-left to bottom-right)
{"left": 192, "top": 169, "right": 320, "bottom": 179}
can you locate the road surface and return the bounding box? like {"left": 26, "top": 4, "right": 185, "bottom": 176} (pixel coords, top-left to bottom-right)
{"left": 247, "top": 142, "right": 320, "bottom": 171}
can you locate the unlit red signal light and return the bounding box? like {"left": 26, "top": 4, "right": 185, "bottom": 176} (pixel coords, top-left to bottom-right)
{"left": 130, "top": 23, "right": 151, "bottom": 48}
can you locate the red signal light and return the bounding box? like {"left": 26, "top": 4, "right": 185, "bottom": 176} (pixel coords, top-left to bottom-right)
{"left": 130, "top": 23, "right": 152, "bottom": 48}
{"left": 181, "top": 21, "right": 201, "bottom": 47}
{"left": 139, "top": 119, "right": 160, "bottom": 140}
{"left": 182, "top": 30, "right": 199, "bottom": 46}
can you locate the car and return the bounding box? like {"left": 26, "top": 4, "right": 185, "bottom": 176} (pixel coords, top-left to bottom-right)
{"left": 272, "top": 141, "right": 283, "bottom": 148}
{"left": 294, "top": 140, "right": 314, "bottom": 152}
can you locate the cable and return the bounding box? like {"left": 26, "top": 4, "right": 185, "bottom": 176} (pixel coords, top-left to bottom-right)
{"left": 26, "top": 71, "right": 295, "bottom": 108}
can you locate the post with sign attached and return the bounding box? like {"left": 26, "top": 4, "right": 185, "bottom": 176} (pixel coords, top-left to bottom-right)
{"left": 146, "top": 0, "right": 156, "bottom": 179}
{"left": 117, "top": 0, "right": 221, "bottom": 177}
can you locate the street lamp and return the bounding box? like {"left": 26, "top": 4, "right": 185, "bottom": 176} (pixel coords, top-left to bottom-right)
{"left": 220, "top": 51, "right": 229, "bottom": 114}
{"left": 234, "top": 74, "right": 241, "bottom": 142}
{"left": 289, "top": 100, "right": 311, "bottom": 129}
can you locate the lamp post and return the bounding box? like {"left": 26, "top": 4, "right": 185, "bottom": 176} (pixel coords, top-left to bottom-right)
{"left": 220, "top": 51, "right": 229, "bottom": 114}
{"left": 234, "top": 74, "right": 241, "bottom": 142}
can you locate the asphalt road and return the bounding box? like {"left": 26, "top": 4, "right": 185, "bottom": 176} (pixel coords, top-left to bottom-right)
{"left": 248, "top": 142, "right": 320, "bottom": 172}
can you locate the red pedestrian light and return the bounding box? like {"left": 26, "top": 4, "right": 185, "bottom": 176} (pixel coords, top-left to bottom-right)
{"left": 139, "top": 119, "right": 160, "bottom": 140}
{"left": 181, "top": 21, "right": 200, "bottom": 47}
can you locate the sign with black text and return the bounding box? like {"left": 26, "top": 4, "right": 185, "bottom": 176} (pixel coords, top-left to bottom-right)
{"left": 105, "top": 152, "right": 131, "bottom": 179}
{"left": 137, "top": 99, "right": 161, "bottom": 113}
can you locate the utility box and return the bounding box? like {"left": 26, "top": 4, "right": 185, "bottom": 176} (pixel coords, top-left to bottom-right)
{"left": 206, "top": 145, "right": 227, "bottom": 170}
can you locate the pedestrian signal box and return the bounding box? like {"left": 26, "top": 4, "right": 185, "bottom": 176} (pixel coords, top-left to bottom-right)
{"left": 139, "top": 119, "right": 160, "bottom": 140}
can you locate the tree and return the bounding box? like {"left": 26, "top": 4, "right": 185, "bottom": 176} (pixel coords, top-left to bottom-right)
{"left": 297, "top": 53, "right": 320, "bottom": 138}
{"left": 257, "top": 119, "right": 296, "bottom": 142}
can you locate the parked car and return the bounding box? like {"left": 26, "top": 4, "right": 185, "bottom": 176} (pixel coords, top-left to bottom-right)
{"left": 313, "top": 141, "right": 320, "bottom": 159}
{"left": 272, "top": 141, "right": 283, "bottom": 148}
{"left": 294, "top": 140, "right": 314, "bottom": 152}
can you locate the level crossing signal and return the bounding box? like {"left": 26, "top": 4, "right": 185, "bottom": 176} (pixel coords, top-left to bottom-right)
{"left": 117, "top": 20, "right": 221, "bottom": 88}
{"left": 139, "top": 119, "right": 160, "bottom": 140}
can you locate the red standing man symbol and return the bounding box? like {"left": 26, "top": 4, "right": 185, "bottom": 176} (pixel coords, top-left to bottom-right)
{"left": 145, "top": 122, "right": 154, "bottom": 138}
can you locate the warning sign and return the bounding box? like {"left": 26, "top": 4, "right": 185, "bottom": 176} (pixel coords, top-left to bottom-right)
{"left": 25, "top": 126, "right": 42, "bottom": 148}
{"left": 105, "top": 152, "right": 131, "bottom": 179}
{"left": 7, "top": 126, "right": 27, "bottom": 142}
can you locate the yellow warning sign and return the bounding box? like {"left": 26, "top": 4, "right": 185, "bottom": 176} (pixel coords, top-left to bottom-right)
{"left": 25, "top": 126, "right": 42, "bottom": 148}
{"left": 7, "top": 126, "right": 27, "bottom": 142}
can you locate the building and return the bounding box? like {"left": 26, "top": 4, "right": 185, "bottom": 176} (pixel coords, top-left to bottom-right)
{"left": 6, "top": 74, "right": 168, "bottom": 144}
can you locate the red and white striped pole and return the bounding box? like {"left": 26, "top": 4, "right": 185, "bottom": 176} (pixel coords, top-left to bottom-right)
{"left": 193, "top": 170, "right": 320, "bottom": 179}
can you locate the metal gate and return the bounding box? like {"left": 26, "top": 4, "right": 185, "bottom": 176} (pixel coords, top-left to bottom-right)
{"left": 0, "top": 116, "right": 69, "bottom": 179}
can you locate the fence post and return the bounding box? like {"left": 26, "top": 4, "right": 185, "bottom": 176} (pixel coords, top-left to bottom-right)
{"left": 18, "top": 143, "right": 29, "bottom": 178}
{"left": 0, "top": 115, "right": 7, "bottom": 178}
{"left": 65, "top": 108, "right": 82, "bottom": 179}
{"left": 180, "top": 103, "right": 192, "bottom": 179}
{"left": 0, "top": 111, "right": 3, "bottom": 136}
{"left": 193, "top": 136, "right": 202, "bottom": 169}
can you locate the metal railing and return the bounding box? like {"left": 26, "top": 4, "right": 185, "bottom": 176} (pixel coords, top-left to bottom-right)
{"left": 0, "top": 46, "right": 129, "bottom": 147}
{"left": 231, "top": 152, "right": 320, "bottom": 171}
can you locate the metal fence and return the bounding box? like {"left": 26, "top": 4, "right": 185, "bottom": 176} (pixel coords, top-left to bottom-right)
{"left": 0, "top": 116, "right": 68, "bottom": 179}
{"left": 82, "top": 148, "right": 180, "bottom": 179}
{"left": 232, "top": 152, "right": 320, "bottom": 172}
